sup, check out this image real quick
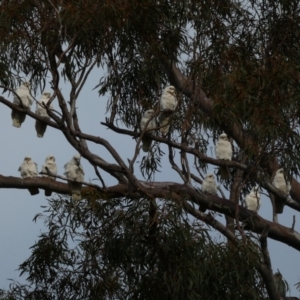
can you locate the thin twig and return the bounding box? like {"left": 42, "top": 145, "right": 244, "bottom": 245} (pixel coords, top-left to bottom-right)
{"left": 93, "top": 166, "right": 106, "bottom": 189}
{"left": 168, "top": 145, "right": 187, "bottom": 183}
{"left": 292, "top": 215, "right": 296, "bottom": 231}
{"left": 40, "top": 171, "right": 102, "bottom": 191}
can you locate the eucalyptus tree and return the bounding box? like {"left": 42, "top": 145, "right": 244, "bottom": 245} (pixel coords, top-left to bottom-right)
{"left": 0, "top": 0, "right": 300, "bottom": 299}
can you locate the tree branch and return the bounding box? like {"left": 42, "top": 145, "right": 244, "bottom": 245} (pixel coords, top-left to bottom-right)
{"left": 0, "top": 174, "right": 299, "bottom": 251}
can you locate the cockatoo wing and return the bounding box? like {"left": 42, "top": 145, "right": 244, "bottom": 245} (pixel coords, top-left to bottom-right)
{"left": 35, "top": 94, "right": 52, "bottom": 138}
{"left": 159, "top": 112, "right": 172, "bottom": 135}
{"left": 11, "top": 110, "right": 26, "bottom": 128}
{"left": 35, "top": 121, "right": 47, "bottom": 138}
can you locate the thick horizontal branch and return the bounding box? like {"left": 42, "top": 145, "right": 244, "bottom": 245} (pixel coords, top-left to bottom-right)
{"left": 1, "top": 174, "right": 299, "bottom": 251}
{"left": 183, "top": 187, "right": 300, "bottom": 251}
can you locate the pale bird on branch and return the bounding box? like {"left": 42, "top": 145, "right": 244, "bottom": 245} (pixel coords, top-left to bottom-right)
{"left": 35, "top": 91, "right": 53, "bottom": 138}
{"left": 245, "top": 186, "right": 261, "bottom": 212}
{"left": 11, "top": 82, "right": 33, "bottom": 128}
{"left": 64, "top": 153, "right": 85, "bottom": 201}
{"left": 215, "top": 132, "right": 232, "bottom": 180}
{"left": 140, "top": 109, "right": 157, "bottom": 152}
{"left": 41, "top": 155, "right": 57, "bottom": 196}
{"left": 159, "top": 85, "right": 177, "bottom": 135}
{"left": 272, "top": 168, "right": 291, "bottom": 214}
{"left": 18, "top": 156, "right": 39, "bottom": 195}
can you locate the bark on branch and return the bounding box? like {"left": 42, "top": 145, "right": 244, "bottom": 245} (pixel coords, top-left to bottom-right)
{"left": 1, "top": 174, "right": 300, "bottom": 251}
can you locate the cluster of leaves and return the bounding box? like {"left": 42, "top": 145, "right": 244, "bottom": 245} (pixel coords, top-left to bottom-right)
{"left": 2, "top": 0, "right": 300, "bottom": 176}
{"left": 0, "top": 196, "right": 266, "bottom": 299}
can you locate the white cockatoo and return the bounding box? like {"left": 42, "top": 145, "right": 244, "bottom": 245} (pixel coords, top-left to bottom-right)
{"left": 35, "top": 91, "right": 52, "bottom": 138}
{"left": 18, "top": 156, "right": 39, "bottom": 195}
{"left": 159, "top": 85, "right": 177, "bottom": 135}
{"left": 201, "top": 174, "right": 217, "bottom": 195}
{"left": 200, "top": 173, "right": 217, "bottom": 212}
{"left": 245, "top": 186, "right": 261, "bottom": 212}
{"left": 215, "top": 133, "right": 233, "bottom": 180}
{"left": 64, "top": 153, "right": 85, "bottom": 201}
{"left": 272, "top": 168, "right": 291, "bottom": 214}
{"left": 41, "top": 155, "right": 57, "bottom": 196}
{"left": 11, "top": 82, "right": 33, "bottom": 128}
{"left": 274, "top": 272, "right": 286, "bottom": 297}
{"left": 140, "top": 109, "right": 156, "bottom": 152}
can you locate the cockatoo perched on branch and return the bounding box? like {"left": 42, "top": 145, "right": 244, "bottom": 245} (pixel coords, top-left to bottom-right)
{"left": 215, "top": 133, "right": 232, "bottom": 180}
{"left": 18, "top": 156, "right": 39, "bottom": 195}
{"left": 200, "top": 173, "right": 217, "bottom": 212}
{"left": 245, "top": 186, "right": 261, "bottom": 212}
{"left": 272, "top": 168, "right": 291, "bottom": 214}
{"left": 201, "top": 174, "right": 217, "bottom": 195}
{"left": 35, "top": 91, "right": 52, "bottom": 138}
{"left": 64, "top": 153, "right": 85, "bottom": 201}
{"left": 41, "top": 155, "right": 57, "bottom": 196}
{"left": 11, "top": 82, "right": 33, "bottom": 128}
{"left": 159, "top": 85, "right": 177, "bottom": 135}
{"left": 140, "top": 109, "right": 156, "bottom": 152}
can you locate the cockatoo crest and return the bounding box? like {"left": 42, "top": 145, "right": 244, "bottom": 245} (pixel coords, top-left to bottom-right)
{"left": 43, "top": 91, "right": 51, "bottom": 98}
{"left": 46, "top": 155, "right": 55, "bottom": 162}
{"left": 219, "top": 133, "right": 228, "bottom": 141}
{"left": 73, "top": 153, "right": 81, "bottom": 165}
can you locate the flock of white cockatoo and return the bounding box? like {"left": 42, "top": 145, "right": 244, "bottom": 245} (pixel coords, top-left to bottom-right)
{"left": 11, "top": 82, "right": 52, "bottom": 137}
{"left": 11, "top": 82, "right": 291, "bottom": 211}
{"left": 140, "top": 85, "right": 178, "bottom": 152}
{"left": 11, "top": 82, "right": 85, "bottom": 200}
{"left": 140, "top": 85, "right": 291, "bottom": 215}
{"left": 18, "top": 154, "right": 84, "bottom": 200}
{"left": 202, "top": 134, "right": 290, "bottom": 214}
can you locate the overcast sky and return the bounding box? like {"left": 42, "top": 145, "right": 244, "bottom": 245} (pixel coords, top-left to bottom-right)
{"left": 0, "top": 71, "right": 299, "bottom": 297}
